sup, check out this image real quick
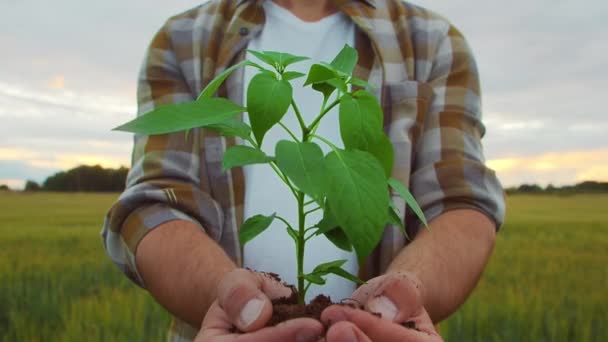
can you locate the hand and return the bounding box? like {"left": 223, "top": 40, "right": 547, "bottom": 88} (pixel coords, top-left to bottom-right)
{"left": 196, "top": 268, "right": 324, "bottom": 341}
{"left": 321, "top": 272, "right": 442, "bottom": 341}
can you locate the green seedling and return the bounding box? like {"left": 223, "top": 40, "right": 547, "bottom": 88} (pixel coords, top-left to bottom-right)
{"left": 114, "top": 45, "right": 428, "bottom": 304}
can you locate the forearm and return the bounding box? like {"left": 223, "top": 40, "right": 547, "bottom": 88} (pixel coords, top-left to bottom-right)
{"left": 136, "top": 220, "right": 236, "bottom": 328}
{"left": 387, "top": 209, "right": 496, "bottom": 322}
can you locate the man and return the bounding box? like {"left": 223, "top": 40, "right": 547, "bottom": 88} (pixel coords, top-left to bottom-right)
{"left": 102, "top": 0, "right": 505, "bottom": 340}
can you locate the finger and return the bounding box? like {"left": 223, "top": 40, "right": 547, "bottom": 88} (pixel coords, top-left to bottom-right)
{"left": 326, "top": 321, "right": 371, "bottom": 342}
{"left": 197, "top": 301, "right": 233, "bottom": 341}
{"left": 217, "top": 269, "right": 292, "bottom": 332}
{"left": 235, "top": 318, "right": 324, "bottom": 342}
{"left": 364, "top": 273, "right": 424, "bottom": 322}
{"left": 322, "top": 305, "right": 441, "bottom": 341}
{"left": 199, "top": 314, "right": 324, "bottom": 342}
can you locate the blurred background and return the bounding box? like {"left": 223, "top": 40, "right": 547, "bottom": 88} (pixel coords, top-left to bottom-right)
{"left": 0, "top": 0, "right": 606, "bottom": 340}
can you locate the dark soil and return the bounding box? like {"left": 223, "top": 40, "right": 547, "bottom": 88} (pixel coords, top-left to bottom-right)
{"left": 249, "top": 271, "right": 420, "bottom": 332}
{"left": 268, "top": 292, "right": 333, "bottom": 326}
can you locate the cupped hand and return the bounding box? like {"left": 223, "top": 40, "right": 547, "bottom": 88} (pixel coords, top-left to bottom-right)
{"left": 321, "top": 271, "right": 442, "bottom": 341}
{"left": 195, "top": 268, "right": 324, "bottom": 341}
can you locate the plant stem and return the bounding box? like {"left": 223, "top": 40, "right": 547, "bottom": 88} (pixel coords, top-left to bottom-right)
{"left": 303, "top": 206, "right": 322, "bottom": 217}
{"left": 303, "top": 198, "right": 316, "bottom": 207}
{"left": 297, "top": 191, "right": 306, "bottom": 304}
{"left": 291, "top": 99, "right": 308, "bottom": 138}
{"left": 307, "top": 98, "right": 339, "bottom": 135}
{"left": 278, "top": 122, "right": 299, "bottom": 141}
{"left": 310, "top": 134, "right": 340, "bottom": 154}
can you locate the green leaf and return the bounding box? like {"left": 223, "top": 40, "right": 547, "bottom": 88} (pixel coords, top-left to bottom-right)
{"left": 304, "top": 273, "right": 326, "bottom": 285}
{"left": 247, "top": 73, "right": 293, "bottom": 145}
{"left": 315, "top": 204, "right": 353, "bottom": 252}
{"left": 324, "top": 149, "right": 389, "bottom": 260}
{"left": 388, "top": 178, "right": 428, "bottom": 227}
{"left": 387, "top": 204, "right": 409, "bottom": 239}
{"left": 206, "top": 118, "right": 252, "bottom": 139}
{"left": 330, "top": 44, "right": 358, "bottom": 75}
{"left": 304, "top": 64, "right": 337, "bottom": 86}
{"left": 282, "top": 71, "right": 306, "bottom": 81}
{"left": 325, "top": 227, "right": 353, "bottom": 252}
{"left": 275, "top": 141, "right": 326, "bottom": 200}
{"left": 222, "top": 145, "right": 272, "bottom": 171}
{"left": 339, "top": 93, "right": 393, "bottom": 176}
{"left": 327, "top": 78, "right": 348, "bottom": 93}
{"left": 326, "top": 267, "right": 365, "bottom": 284}
{"left": 199, "top": 60, "right": 248, "bottom": 99}
{"left": 312, "top": 82, "right": 336, "bottom": 99}
{"left": 312, "top": 259, "right": 348, "bottom": 274}
{"left": 248, "top": 50, "right": 309, "bottom": 70}
{"left": 239, "top": 213, "right": 276, "bottom": 245}
{"left": 349, "top": 77, "right": 374, "bottom": 91}
{"left": 286, "top": 226, "right": 299, "bottom": 245}
{"left": 113, "top": 98, "right": 246, "bottom": 135}
{"left": 367, "top": 133, "right": 394, "bottom": 178}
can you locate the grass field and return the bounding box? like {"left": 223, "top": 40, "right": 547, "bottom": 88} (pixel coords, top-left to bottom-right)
{"left": 0, "top": 192, "right": 606, "bottom": 341}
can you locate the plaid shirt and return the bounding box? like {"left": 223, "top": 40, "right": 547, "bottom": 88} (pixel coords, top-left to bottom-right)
{"left": 102, "top": 0, "right": 505, "bottom": 339}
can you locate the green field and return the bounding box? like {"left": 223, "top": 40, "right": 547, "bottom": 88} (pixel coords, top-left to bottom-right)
{"left": 0, "top": 192, "right": 606, "bottom": 341}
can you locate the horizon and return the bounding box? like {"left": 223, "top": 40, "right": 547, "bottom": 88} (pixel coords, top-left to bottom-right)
{"left": 1, "top": 0, "right": 607, "bottom": 189}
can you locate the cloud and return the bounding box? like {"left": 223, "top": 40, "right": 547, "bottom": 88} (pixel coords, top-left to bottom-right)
{"left": 1, "top": 0, "right": 607, "bottom": 187}
{"left": 487, "top": 148, "right": 608, "bottom": 187}
{"left": 49, "top": 75, "right": 66, "bottom": 90}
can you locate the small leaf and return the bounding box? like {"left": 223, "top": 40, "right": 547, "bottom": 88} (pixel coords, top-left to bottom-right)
{"left": 282, "top": 71, "right": 306, "bottom": 81}
{"left": 264, "top": 51, "right": 309, "bottom": 68}
{"left": 286, "top": 226, "right": 299, "bottom": 245}
{"left": 312, "top": 82, "right": 336, "bottom": 99}
{"left": 326, "top": 267, "right": 364, "bottom": 284}
{"left": 239, "top": 213, "right": 275, "bottom": 245}
{"left": 206, "top": 118, "right": 251, "bottom": 139}
{"left": 275, "top": 141, "right": 326, "bottom": 201}
{"left": 222, "top": 145, "right": 272, "bottom": 171}
{"left": 315, "top": 205, "right": 353, "bottom": 252}
{"left": 248, "top": 50, "right": 308, "bottom": 69}
{"left": 304, "top": 273, "right": 326, "bottom": 285}
{"left": 247, "top": 73, "right": 293, "bottom": 145}
{"left": 325, "top": 227, "right": 353, "bottom": 252}
{"left": 199, "top": 60, "right": 248, "bottom": 99}
{"left": 330, "top": 44, "right": 358, "bottom": 75}
{"left": 349, "top": 77, "right": 374, "bottom": 91}
{"left": 324, "top": 149, "right": 389, "bottom": 260}
{"left": 327, "top": 78, "right": 348, "bottom": 93}
{"left": 113, "top": 98, "right": 246, "bottom": 135}
{"left": 387, "top": 204, "right": 409, "bottom": 240}
{"left": 304, "top": 64, "right": 337, "bottom": 86}
{"left": 388, "top": 178, "right": 428, "bottom": 227}
{"left": 312, "top": 259, "right": 348, "bottom": 274}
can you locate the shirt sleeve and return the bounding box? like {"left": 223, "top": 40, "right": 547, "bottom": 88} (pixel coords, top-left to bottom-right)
{"left": 100, "top": 21, "right": 224, "bottom": 288}
{"left": 407, "top": 24, "right": 506, "bottom": 234}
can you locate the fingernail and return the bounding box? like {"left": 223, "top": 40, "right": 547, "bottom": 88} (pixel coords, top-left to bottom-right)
{"left": 296, "top": 327, "right": 322, "bottom": 342}
{"left": 367, "top": 295, "right": 398, "bottom": 321}
{"left": 239, "top": 298, "right": 264, "bottom": 328}
{"left": 343, "top": 327, "right": 358, "bottom": 342}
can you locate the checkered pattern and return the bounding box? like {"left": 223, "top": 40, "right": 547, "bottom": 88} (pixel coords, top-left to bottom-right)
{"left": 101, "top": 0, "right": 505, "bottom": 339}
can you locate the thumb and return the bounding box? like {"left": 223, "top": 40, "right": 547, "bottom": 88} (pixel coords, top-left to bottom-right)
{"left": 364, "top": 272, "right": 424, "bottom": 323}
{"left": 217, "top": 269, "right": 291, "bottom": 332}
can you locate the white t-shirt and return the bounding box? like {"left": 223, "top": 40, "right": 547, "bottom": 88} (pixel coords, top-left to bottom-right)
{"left": 241, "top": 0, "right": 358, "bottom": 302}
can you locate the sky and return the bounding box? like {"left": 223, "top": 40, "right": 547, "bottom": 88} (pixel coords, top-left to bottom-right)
{"left": 0, "top": 0, "right": 607, "bottom": 189}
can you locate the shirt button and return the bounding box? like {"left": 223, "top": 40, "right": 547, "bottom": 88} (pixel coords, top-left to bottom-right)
{"left": 239, "top": 27, "right": 249, "bottom": 36}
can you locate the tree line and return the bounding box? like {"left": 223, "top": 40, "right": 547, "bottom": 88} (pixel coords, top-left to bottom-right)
{"left": 0, "top": 166, "right": 607, "bottom": 193}
{"left": 505, "top": 181, "right": 608, "bottom": 195}
{"left": 16, "top": 165, "right": 129, "bottom": 192}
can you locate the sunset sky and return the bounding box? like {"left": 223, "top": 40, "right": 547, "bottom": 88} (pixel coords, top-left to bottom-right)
{"left": 1, "top": 0, "right": 606, "bottom": 189}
